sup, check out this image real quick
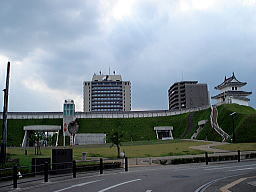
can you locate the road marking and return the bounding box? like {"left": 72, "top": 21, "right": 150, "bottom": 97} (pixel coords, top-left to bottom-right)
{"left": 53, "top": 179, "right": 103, "bottom": 192}
{"left": 146, "top": 190, "right": 152, "bottom": 192}
{"left": 219, "top": 178, "right": 247, "bottom": 192}
{"left": 220, "top": 176, "right": 256, "bottom": 192}
{"left": 228, "top": 167, "right": 256, "bottom": 172}
{"left": 97, "top": 179, "right": 141, "bottom": 192}
{"left": 194, "top": 173, "right": 247, "bottom": 192}
{"left": 204, "top": 163, "right": 256, "bottom": 171}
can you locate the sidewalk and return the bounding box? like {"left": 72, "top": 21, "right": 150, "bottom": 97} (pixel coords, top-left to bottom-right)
{"left": 128, "top": 141, "right": 255, "bottom": 166}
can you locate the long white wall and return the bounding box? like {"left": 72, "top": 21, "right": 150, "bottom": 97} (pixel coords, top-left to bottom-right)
{"left": 0, "top": 105, "right": 210, "bottom": 119}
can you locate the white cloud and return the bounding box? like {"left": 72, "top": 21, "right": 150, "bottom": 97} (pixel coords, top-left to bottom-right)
{"left": 0, "top": 0, "right": 256, "bottom": 111}
{"left": 23, "top": 77, "right": 83, "bottom": 111}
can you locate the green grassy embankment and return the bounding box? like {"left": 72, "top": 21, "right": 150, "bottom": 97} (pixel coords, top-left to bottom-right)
{"left": 77, "top": 112, "right": 191, "bottom": 142}
{"left": 196, "top": 104, "right": 256, "bottom": 142}
{"left": 1, "top": 104, "right": 255, "bottom": 147}
{"left": 216, "top": 104, "right": 256, "bottom": 142}
{"left": 0, "top": 119, "right": 62, "bottom": 147}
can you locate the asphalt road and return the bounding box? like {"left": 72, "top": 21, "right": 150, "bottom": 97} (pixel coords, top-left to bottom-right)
{"left": 3, "top": 160, "right": 256, "bottom": 192}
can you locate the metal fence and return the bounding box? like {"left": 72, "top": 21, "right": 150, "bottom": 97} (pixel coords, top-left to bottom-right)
{"left": 0, "top": 158, "right": 127, "bottom": 189}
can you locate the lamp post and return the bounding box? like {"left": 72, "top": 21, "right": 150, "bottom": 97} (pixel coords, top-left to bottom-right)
{"left": 230, "top": 112, "right": 236, "bottom": 143}
{"left": 1, "top": 62, "right": 10, "bottom": 164}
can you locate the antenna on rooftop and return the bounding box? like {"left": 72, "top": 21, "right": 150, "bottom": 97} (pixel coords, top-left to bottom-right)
{"left": 109, "top": 67, "right": 110, "bottom": 75}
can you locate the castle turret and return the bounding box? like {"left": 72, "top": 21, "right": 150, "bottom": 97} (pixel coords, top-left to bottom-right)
{"left": 211, "top": 73, "right": 252, "bottom": 106}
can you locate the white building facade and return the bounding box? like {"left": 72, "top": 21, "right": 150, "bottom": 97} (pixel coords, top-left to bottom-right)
{"left": 83, "top": 73, "right": 131, "bottom": 112}
{"left": 211, "top": 73, "right": 252, "bottom": 106}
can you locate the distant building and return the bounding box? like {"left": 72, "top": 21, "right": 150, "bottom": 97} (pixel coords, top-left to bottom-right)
{"left": 83, "top": 73, "right": 131, "bottom": 112}
{"left": 63, "top": 99, "right": 76, "bottom": 137}
{"left": 168, "top": 81, "right": 209, "bottom": 110}
{"left": 211, "top": 73, "right": 252, "bottom": 106}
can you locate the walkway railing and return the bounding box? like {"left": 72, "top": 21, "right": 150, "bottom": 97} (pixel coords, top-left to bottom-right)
{"left": 210, "top": 105, "right": 230, "bottom": 142}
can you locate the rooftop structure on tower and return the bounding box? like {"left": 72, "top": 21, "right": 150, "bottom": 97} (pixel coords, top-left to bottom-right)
{"left": 211, "top": 73, "right": 252, "bottom": 106}
{"left": 83, "top": 72, "right": 131, "bottom": 112}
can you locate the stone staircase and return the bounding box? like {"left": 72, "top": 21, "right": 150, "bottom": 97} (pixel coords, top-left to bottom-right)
{"left": 210, "top": 105, "right": 230, "bottom": 142}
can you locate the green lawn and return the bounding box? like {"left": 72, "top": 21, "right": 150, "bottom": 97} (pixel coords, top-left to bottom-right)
{"left": 7, "top": 140, "right": 209, "bottom": 166}
{"left": 214, "top": 143, "right": 256, "bottom": 151}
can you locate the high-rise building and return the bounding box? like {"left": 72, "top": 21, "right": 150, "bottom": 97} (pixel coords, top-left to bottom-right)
{"left": 168, "top": 81, "right": 209, "bottom": 110}
{"left": 83, "top": 73, "right": 131, "bottom": 112}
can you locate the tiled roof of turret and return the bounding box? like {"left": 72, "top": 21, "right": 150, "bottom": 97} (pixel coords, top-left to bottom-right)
{"left": 215, "top": 72, "right": 247, "bottom": 90}
{"left": 211, "top": 90, "right": 252, "bottom": 99}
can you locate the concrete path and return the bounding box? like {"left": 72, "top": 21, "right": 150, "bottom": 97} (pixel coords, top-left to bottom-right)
{"left": 128, "top": 140, "right": 230, "bottom": 166}
{"left": 189, "top": 140, "right": 229, "bottom": 153}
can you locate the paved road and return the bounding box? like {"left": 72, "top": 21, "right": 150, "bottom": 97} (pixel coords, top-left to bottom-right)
{"left": 2, "top": 160, "right": 256, "bottom": 192}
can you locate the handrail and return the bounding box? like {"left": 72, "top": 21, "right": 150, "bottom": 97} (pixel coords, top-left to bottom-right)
{"left": 210, "top": 105, "right": 230, "bottom": 142}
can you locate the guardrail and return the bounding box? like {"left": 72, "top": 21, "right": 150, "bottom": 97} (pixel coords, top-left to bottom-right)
{"left": 0, "top": 157, "right": 128, "bottom": 189}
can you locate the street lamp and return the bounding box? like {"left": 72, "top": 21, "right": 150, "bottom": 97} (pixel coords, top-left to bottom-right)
{"left": 230, "top": 112, "right": 236, "bottom": 143}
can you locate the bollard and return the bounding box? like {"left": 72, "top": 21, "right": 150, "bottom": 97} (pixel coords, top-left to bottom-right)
{"left": 205, "top": 152, "right": 208, "bottom": 165}
{"left": 125, "top": 157, "right": 128, "bottom": 172}
{"left": 13, "top": 165, "right": 18, "bottom": 188}
{"left": 238, "top": 150, "right": 240, "bottom": 162}
{"left": 44, "top": 162, "right": 48, "bottom": 182}
{"left": 73, "top": 160, "right": 76, "bottom": 178}
{"left": 100, "top": 158, "right": 103, "bottom": 174}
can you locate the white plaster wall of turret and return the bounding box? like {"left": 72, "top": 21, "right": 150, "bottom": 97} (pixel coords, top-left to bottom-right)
{"left": 231, "top": 98, "right": 249, "bottom": 106}
{"left": 220, "top": 86, "right": 241, "bottom": 92}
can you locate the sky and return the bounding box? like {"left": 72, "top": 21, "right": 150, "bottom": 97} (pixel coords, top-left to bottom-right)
{"left": 0, "top": 0, "right": 255, "bottom": 112}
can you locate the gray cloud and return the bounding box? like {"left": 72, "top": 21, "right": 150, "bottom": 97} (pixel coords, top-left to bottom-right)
{"left": 0, "top": 0, "right": 255, "bottom": 111}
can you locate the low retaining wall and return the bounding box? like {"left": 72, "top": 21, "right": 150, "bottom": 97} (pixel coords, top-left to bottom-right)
{"left": 152, "top": 152, "right": 256, "bottom": 165}
{"left": 0, "top": 106, "right": 209, "bottom": 119}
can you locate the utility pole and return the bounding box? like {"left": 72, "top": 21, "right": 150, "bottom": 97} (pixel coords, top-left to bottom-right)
{"left": 1, "top": 61, "right": 11, "bottom": 164}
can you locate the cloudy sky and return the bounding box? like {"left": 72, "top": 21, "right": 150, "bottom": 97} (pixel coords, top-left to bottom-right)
{"left": 0, "top": 0, "right": 255, "bottom": 112}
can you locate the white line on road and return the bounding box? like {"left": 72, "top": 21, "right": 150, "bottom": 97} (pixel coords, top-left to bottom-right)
{"left": 146, "top": 190, "right": 152, "bottom": 192}
{"left": 204, "top": 164, "right": 256, "bottom": 171}
{"left": 228, "top": 167, "right": 256, "bottom": 172}
{"left": 53, "top": 179, "right": 103, "bottom": 192}
{"left": 97, "top": 179, "right": 141, "bottom": 192}
{"left": 194, "top": 173, "right": 248, "bottom": 192}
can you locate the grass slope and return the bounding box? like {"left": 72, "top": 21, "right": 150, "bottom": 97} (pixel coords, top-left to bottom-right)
{"left": 216, "top": 104, "right": 256, "bottom": 142}
{"left": 0, "top": 119, "right": 62, "bottom": 146}
{"left": 1, "top": 104, "right": 255, "bottom": 146}
{"left": 77, "top": 113, "right": 189, "bottom": 142}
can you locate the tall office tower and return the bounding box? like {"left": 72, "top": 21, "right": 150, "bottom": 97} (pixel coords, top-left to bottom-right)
{"left": 168, "top": 81, "right": 209, "bottom": 110}
{"left": 83, "top": 73, "right": 131, "bottom": 112}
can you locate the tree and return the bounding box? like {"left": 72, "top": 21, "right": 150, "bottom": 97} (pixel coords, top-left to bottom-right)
{"left": 29, "top": 131, "right": 46, "bottom": 155}
{"left": 109, "top": 130, "right": 124, "bottom": 158}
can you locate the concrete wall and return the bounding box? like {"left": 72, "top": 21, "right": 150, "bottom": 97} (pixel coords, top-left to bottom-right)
{"left": 0, "top": 106, "right": 209, "bottom": 119}
{"left": 123, "top": 81, "right": 131, "bottom": 111}
{"left": 83, "top": 81, "right": 91, "bottom": 112}
{"left": 75, "top": 133, "right": 106, "bottom": 145}
{"left": 231, "top": 98, "right": 249, "bottom": 106}
{"left": 185, "top": 84, "right": 209, "bottom": 109}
